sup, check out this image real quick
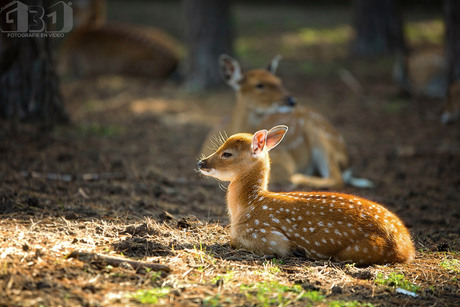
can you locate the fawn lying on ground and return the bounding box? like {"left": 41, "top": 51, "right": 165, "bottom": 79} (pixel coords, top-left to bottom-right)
{"left": 201, "top": 55, "right": 373, "bottom": 188}
{"left": 59, "top": 0, "right": 179, "bottom": 78}
{"left": 198, "top": 125, "right": 415, "bottom": 264}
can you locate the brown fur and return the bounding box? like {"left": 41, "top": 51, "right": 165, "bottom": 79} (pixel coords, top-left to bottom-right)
{"left": 198, "top": 128, "right": 415, "bottom": 264}
{"left": 59, "top": 0, "right": 179, "bottom": 78}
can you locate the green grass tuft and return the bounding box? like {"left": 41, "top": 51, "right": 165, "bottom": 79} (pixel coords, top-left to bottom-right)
{"left": 129, "top": 288, "right": 170, "bottom": 304}
{"left": 439, "top": 259, "right": 460, "bottom": 273}
{"left": 240, "top": 281, "right": 324, "bottom": 306}
{"left": 375, "top": 272, "right": 420, "bottom": 293}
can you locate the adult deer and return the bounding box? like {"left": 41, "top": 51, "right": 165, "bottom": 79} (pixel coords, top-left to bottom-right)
{"left": 201, "top": 55, "right": 373, "bottom": 188}
{"left": 197, "top": 126, "right": 415, "bottom": 264}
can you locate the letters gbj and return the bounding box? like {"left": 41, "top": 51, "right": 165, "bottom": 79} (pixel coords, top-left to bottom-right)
{"left": 0, "top": 1, "right": 73, "bottom": 33}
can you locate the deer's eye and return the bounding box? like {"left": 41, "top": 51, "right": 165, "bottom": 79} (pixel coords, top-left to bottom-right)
{"left": 221, "top": 152, "right": 232, "bottom": 158}
{"left": 255, "top": 83, "right": 265, "bottom": 89}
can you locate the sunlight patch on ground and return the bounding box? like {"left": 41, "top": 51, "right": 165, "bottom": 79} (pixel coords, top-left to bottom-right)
{"left": 131, "top": 98, "right": 182, "bottom": 114}
{"left": 283, "top": 25, "right": 352, "bottom": 48}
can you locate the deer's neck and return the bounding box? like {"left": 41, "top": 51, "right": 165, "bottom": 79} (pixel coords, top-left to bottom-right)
{"left": 226, "top": 158, "right": 270, "bottom": 224}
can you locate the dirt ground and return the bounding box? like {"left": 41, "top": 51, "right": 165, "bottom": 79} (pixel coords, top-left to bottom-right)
{"left": 1, "top": 2, "right": 460, "bottom": 306}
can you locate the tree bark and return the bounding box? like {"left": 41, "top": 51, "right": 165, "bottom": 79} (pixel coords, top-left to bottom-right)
{"left": 443, "top": 0, "right": 460, "bottom": 123}
{"left": 445, "top": 1, "right": 460, "bottom": 84}
{"left": 350, "top": 0, "right": 406, "bottom": 56}
{"left": 0, "top": 0, "right": 68, "bottom": 129}
{"left": 182, "top": 0, "right": 233, "bottom": 91}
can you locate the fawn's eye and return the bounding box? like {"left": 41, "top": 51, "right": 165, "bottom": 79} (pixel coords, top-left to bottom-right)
{"left": 255, "top": 83, "right": 265, "bottom": 90}
{"left": 221, "top": 152, "right": 232, "bottom": 158}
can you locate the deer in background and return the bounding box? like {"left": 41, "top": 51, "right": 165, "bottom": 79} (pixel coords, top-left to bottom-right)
{"left": 197, "top": 125, "right": 415, "bottom": 264}
{"left": 201, "top": 55, "right": 373, "bottom": 188}
{"left": 59, "top": 0, "right": 179, "bottom": 78}
{"left": 394, "top": 49, "right": 459, "bottom": 124}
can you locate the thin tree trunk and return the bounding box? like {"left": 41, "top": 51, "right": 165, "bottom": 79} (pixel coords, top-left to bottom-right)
{"left": 350, "top": 0, "right": 406, "bottom": 56}
{"left": 443, "top": 0, "right": 460, "bottom": 123}
{"left": 0, "top": 0, "right": 68, "bottom": 129}
{"left": 183, "top": 0, "right": 233, "bottom": 91}
{"left": 445, "top": 1, "right": 460, "bottom": 84}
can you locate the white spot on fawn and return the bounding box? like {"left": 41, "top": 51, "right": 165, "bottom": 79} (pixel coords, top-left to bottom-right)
{"left": 262, "top": 205, "right": 268, "bottom": 210}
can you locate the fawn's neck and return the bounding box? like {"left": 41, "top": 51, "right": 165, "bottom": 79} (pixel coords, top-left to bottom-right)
{"left": 226, "top": 157, "right": 270, "bottom": 223}
{"left": 231, "top": 94, "right": 268, "bottom": 133}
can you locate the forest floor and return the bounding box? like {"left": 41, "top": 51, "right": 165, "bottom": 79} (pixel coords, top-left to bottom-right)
{"left": 1, "top": 2, "right": 460, "bottom": 306}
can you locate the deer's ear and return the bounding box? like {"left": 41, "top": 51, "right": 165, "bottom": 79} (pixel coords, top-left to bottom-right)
{"left": 267, "top": 55, "right": 282, "bottom": 75}
{"left": 219, "top": 54, "right": 243, "bottom": 90}
{"left": 266, "top": 125, "right": 288, "bottom": 151}
{"left": 251, "top": 130, "right": 268, "bottom": 155}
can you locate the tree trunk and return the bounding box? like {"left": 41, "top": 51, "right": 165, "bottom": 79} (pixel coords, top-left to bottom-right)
{"left": 350, "top": 0, "right": 406, "bottom": 56}
{"left": 0, "top": 1, "right": 68, "bottom": 129}
{"left": 182, "top": 0, "right": 233, "bottom": 91}
{"left": 443, "top": 0, "right": 460, "bottom": 123}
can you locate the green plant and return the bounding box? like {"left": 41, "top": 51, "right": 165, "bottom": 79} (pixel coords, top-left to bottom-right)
{"left": 329, "top": 300, "right": 375, "bottom": 307}
{"left": 148, "top": 271, "right": 163, "bottom": 284}
{"left": 211, "top": 269, "right": 235, "bottom": 285}
{"left": 375, "top": 272, "right": 420, "bottom": 293}
{"left": 129, "top": 288, "right": 170, "bottom": 304}
{"left": 77, "top": 123, "right": 123, "bottom": 137}
{"left": 439, "top": 259, "right": 460, "bottom": 273}
{"left": 240, "top": 281, "right": 324, "bottom": 307}
{"left": 191, "top": 244, "right": 217, "bottom": 266}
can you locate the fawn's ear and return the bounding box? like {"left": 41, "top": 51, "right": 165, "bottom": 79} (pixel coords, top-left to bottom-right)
{"left": 267, "top": 55, "right": 282, "bottom": 75}
{"left": 251, "top": 129, "right": 268, "bottom": 155}
{"left": 219, "top": 54, "right": 243, "bottom": 90}
{"left": 266, "top": 125, "right": 288, "bottom": 151}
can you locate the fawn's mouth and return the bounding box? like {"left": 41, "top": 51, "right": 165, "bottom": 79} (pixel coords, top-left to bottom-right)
{"left": 199, "top": 168, "right": 216, "bottom": 176}
{"left": 197, "top": 160, "right": 214, "bottom": 176}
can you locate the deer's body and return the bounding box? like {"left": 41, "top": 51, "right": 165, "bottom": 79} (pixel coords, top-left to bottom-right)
{"left": 198, "top": 126, "right": 414, "bottom": 264}
{"left": 59, "top": 0, "right": 179, "bottom": 78}
{"left": 394, "top": 49, "right": 459, "bottom": 124}
{"left": 201, "top": 55, "right": 372, "bottom": 188}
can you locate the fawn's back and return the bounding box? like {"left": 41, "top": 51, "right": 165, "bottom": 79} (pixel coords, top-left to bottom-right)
{"left": 235, "top": 191, "right": 414, "bottom": 264}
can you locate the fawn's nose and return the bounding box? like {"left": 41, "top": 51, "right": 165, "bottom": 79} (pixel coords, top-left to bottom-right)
{"left": 285, "top": 96, "right": 296, "bottom": 107}
{"left": 197, "top": 160, "right": 206, "bottom": 169}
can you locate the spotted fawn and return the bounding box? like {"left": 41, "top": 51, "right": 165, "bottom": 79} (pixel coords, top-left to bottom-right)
{"left": 198, "top": 125, "right": 415, "bottom": 264}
